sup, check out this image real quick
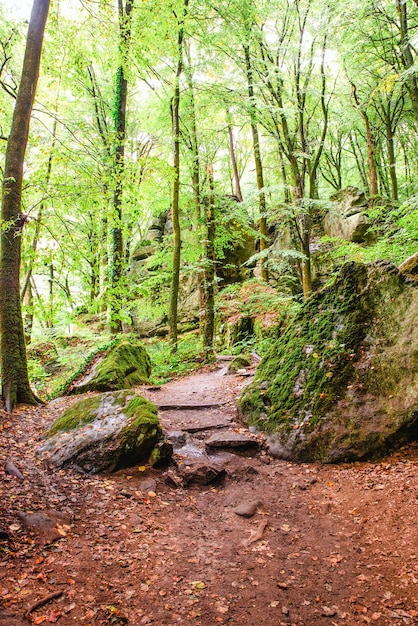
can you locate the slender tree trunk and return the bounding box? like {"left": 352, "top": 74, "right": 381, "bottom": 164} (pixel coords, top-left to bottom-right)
{"left": 226, "top": 111, "right": 243, "bottom": 202}
{"left": 21, "top": 116, "right": 57, "bottom": 304}
{"left": 184, "top": 52, "right": 206, "bottom": 338}
{"left": 396, "top": 0, "right": 418, "bottom": 123}
{"left": 385, "top": 113, "right": 398, "bottom": 202}
{"left": 351, "top": 82, "right": 378, "bottom": 196}
{"left": 169, "top": 0, "right": 189, "bottom": 352}
{"left": 47, "top": 258, "right": 54, "bottom": 328}
{"left": 0, "top": 0, "right": 50, "bottom": 411}
{"left": 349, "top": 132, "right": 369, "bottom": 190}
{"left": 202, "top": 164, "right": 216, "bottom": 360}
{"left": 109, "top": 0, "right": 134, "bottom": 334}
{"left": 363, "top": 113, "right": 378, "bottom": 196}
{"left": 244, "top": 43, "right": 268, "bottom": 282}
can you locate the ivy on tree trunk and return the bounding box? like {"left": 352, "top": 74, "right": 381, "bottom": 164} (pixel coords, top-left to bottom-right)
{"left": 109, "top": 0, "right": 134, "bottom": 334}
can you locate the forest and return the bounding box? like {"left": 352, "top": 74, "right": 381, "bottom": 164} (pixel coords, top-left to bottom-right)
{"left": 1, "top": 0, "right": 418, "bottom": 409}
{"left": 1, "top": 2, "right": 418, "bottom": 625}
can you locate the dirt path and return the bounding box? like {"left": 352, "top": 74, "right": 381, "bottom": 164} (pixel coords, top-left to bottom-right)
{"left": 1, "top": 362, "right": 418, "bottom": 626}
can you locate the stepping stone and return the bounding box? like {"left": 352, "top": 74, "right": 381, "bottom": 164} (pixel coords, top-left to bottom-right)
{"left": 205, "top": 431, "right": 260, "bottom": 452}
{"left": 177, "top": 461, "right": 226, "bottom": 486}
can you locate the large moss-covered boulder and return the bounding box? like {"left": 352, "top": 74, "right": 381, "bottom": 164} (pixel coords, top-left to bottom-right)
{"left": 68, "top": 339, "right": 151, "bottom": 394}
{"left": 238, "top": 261, "right": 418, "bottom": 462}
{"left": 38, "top": 390, "right": 172, "bottom": 473}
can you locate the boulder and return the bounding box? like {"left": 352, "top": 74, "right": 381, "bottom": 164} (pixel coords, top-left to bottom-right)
{"left": 38, "top": 390, "right": 172, "bottom": 472}
{"left": 399, "top": 251, "right": 418, "bottom": 283}
{"left": 227, "top": 354, "right": 252, "bottom": 374}
{"left": 238, "top": 261, "right": 418, "bottom": 462}
{"left": 67, "top": 339, "right": 151, "bottom": 394}
{"left": 324, "top": 187, "right": 372, "bottom": 243}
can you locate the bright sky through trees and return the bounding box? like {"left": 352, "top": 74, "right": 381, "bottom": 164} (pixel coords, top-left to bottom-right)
{"left": 0, "top": 0, "right": 33, "bottom": 20}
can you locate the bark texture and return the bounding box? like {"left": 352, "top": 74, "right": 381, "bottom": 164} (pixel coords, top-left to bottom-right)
{"left": 169, "top": 0, "right": 189, "bottom": 352}
{"left": 0, "top": 0, "right": 50, "bottom": 411}
{"left": 109, "top": 0, "right": 134, "bottom": 333}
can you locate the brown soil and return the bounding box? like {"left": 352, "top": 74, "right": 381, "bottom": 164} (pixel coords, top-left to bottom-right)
{"left": 1, "top": 361, "right": 418, "bottom": 626}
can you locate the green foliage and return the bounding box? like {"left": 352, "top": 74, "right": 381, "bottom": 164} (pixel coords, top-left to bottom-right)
{"left": 27, "top": 358, "right": 49, "bottom": 392}
{"left": 147, "top": 333, "right": 205, "bottom": 384}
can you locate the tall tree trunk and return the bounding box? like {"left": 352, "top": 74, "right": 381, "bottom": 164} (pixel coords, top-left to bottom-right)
{"left": 0, "top": 0, "right": 50, "bottom": 411}
{"left": 349, "top": 132, "right": 369, "bottom": 190}
{"left": 202, "top": 164, "right": 216, "bottom": 360}
{"left": 226, "top": 111, "right": 243, "bottom": 202}
{"left": 244, "top": 43, "right": 268, "bottom": 282}
{"left": 21, "top": 116, "right": 57, "bottom": 304}
{"left": 396, "top": 0, "right": 418, "bottom": 123}
{"left": 109, "top": 0, "right": 134, "bottom": 334}
{"left": 169, "top": 0, "right": 189, "bottom": 352}
{"left": 47, "top": 258, "right": 54, "bottom": 328}
{"left": 351, "top": 82, "right": 378, "bottom": 195}
{"left": 184, "top": 51, "right": 206, "bottom": 337}
{"left": 364, "top": 114, "right": 378, "bottom": 196}
{"left": 385, "top": 110, "right": 398, "bottom": 202}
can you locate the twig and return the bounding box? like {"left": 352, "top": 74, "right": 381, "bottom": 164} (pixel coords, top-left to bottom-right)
{"left": 245, "top": 519, "right": 268, "bottom": 546}
{"left": 25, "top": 591, "right": 64, "bottom": 619}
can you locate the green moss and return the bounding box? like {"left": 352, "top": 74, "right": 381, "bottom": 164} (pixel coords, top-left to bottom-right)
{"left": 124, "top": 395, "right": 158, "bottom": 422}
{"left": 239, "top": 262, "right": 376, "bottom": 433}
{"left": 48, "top": 395, "right": 102, "bottom": 435}
{"left": 228, "top": 354, "right": 252, "bottom": 373}
{"left": 66, "top": 339, "right": 152, "bottom": 394}
{"left": 90, "top": 340, "right": 151, "bottom": 390}
{"left": 119, "top": 395, "right": 161, "bottom": 456}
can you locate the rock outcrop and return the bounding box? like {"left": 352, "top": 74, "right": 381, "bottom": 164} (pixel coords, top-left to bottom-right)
{"left": 238, "top": 261, "right": 418, "bottom": 462}
{"left": 67, "top": 339, "right": 151, "bottom": 394}
{"left": 324, "top": 187, "right": 373, "bottom": 243}
{"left": 399, "top": 251, "right": 418, "bottom": 283}
{"left": 39, "top": 390, "right": 172, "bottom": 472}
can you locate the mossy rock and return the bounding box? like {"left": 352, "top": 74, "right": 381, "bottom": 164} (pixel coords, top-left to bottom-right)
{"left": 38, "top": 390, "right": 172, "bottom": 473}
{"left": 238, "top": 261, "right": 418, "bottom": 462}
{"left": 67, "top": 339, "right": 151, "bottom": 394}
{"left": 227, "top": 354, "right": 252, "bottom": 374}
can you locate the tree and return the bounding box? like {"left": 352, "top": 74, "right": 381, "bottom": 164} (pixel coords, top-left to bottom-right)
{"left": 0, "top": 0, "right": 50, "bottom": 411}
{"left": 109, "top": 0, "right": 135, "bottom": 333}
{"left": 169, "top": 0, "right": 189, "bottom": 352}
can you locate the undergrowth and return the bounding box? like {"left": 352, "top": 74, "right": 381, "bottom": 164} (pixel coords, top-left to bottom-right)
{"left": 146, "top": 332, "right": 206, "bottom": 385}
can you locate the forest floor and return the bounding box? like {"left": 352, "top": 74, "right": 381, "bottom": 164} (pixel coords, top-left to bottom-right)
{"left": 1, "top": 359, "right": 418, "bottom": 626}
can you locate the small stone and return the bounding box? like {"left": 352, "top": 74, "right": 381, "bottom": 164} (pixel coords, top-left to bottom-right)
{"left": 139, "top": 478, "right": 157, "bottom": 494}
{"left": 232, "top": 501, "right": 260, "bottom": 518}
{"left": 164, "top": 471, "right": 183, "bottom": 489}
{"left": 321, "top": 606, "right": 337, "bottom": 617}
{"left": 4, "top": 461, "right": 24, "bottom": 480}
{"left": 167, "top": 430, "right": 186, "bottom": 446}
